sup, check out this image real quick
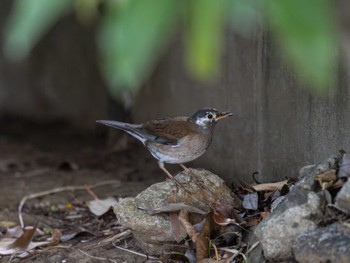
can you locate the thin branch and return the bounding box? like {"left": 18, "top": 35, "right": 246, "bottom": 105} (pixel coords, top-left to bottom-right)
{"left": 18, "top": 180, "right": 121, "bottom": 227}
{"left": 112, "top": 244, "right": 160, "bottom": 260}
{"left": 78, "top": 249, "right": 118, "bottom": 262}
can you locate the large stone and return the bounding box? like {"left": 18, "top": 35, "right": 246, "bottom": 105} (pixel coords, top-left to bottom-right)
{"left": 298, "top": 156, "right": 339, "bottom": 191}
{"left": 293, "top": 223, "right": 350, "bottom": 263}
{"left": 254, "top": 186, "right": 326, "bottom": 261}
{"left": 335, "top": 179, "right": 350, "bottom": 213}
{"left": 114, "top": 168, "right": 240, "bottom": 255}
{"left": 255, "top": 156, "right": 340, "bottom": 261}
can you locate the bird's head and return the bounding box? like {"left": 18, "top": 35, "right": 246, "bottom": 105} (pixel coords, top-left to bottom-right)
{"left": 189, "top": 108, "right": 233, "bottom": 129}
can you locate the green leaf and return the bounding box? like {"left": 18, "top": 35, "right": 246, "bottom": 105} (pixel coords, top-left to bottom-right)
{"left": 186, "top": 0, "right": 230, "bottom": 81}
{"left": 4, "top": 0, "right": 72, "bottom": 61}
{"left": 265, "top": 0, "right": 337, "bottom": 93}
{"left": 230, "top": 0, "right": 260, "bottom": 36}
{"left": 98, "top": 0, "right": 180, "bottom": 97}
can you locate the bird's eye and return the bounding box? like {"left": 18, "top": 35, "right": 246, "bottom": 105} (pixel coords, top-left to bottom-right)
{"left": 207, "top": 114, "right": 213, "bottom": 119}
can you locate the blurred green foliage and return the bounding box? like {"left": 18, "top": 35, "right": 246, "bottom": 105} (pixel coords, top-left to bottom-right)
{"left": 4, "top": 0, "right": 71, "bottom": 60}
{"left": 265, "top": 0, "right": 336, "bottom": 94}
{"left": 4, "top": 0, "right": 337, "bottom": 97}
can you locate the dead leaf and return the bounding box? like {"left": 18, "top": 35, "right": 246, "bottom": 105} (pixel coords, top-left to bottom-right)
{"left": 87, "top": 197, "right": 117, "bottom": 216}
{"left": 213, "top": 212, "right": 237, "bottom": 226}
{"left": 7, "top": 224, "right": 37, "bottom": 250}
{"left": 170, "top": 212, "right": 187, "bottom": 242}
{"left": 146, "top": 203, "right": 209, "bottom": 215}
{"left": 0, "top": 221, "right": 17, "bottom": 228}
{"left": 0, "top": 238, "right": 18, "bottom": 255}
{"left": 196, "top": 216, "right": 211, "bottom": 262}
{"left": 48, "top": 229, "right": 62, "bottom": 244}
{"left": 245, "top": 216, "right": 261, "bottom": 227}
{"left": 314, "top": 170, "right": 337, "bottom": 189}
{"left": 218, "top": 247, "right": 247, "bottom": 262}
{"left": 260, "top": 210, "right": 270, "bottom": 220}
{"left": 178, "top": 210, "right": 198, "bottom": 242}
{"left": 242, "top": 192, "right": 258, "bottom": 210}
{"left": 3, "top": 225, "right": 24, "bottom": 238}
{"left": 252, "top": 180, "right": 289, "bottom": 192}
{"left": 0, "top": 224, "right": 40, "bottom": 256}
{"left": 213, "top": 201, "right": 242, "bottom": 226}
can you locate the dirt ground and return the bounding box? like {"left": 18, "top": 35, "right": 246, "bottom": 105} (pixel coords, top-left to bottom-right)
{"left": 0, "top": 117, "right": 169, "bottom": 262}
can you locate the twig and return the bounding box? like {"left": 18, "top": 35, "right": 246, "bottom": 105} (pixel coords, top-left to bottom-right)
{"left": 101, "top": 230, "right": 132, "bottom": 245}
{"left": 212, "top": 242, "right": 219, "bottom": 261}
{"left": 112, "top": 244, "right": 159, "bottom": 260}
{"left": 83, "top": 229, "right": 132, "bottom": 249}
{"left": 84, "top": 184, "right": 99, "bottom": 200}
{"left": 18, "top": 180, "right": 121, "bottom": 227}
{"left": 246, "top": 241, "right": 260, "bottom": 255}
{"left": 219, "top": 247, "right": 247, "bottom": 261}
{"left": 78, "top": 249, "right": 117, "bottom": 262}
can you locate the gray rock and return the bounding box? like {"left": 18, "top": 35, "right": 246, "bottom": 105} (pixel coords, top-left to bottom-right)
{"left": 298, "top": 164, "right": 317, "bottom": 190}
{"left": 270, "top": 196, "right": 285, "bottom": 213}
{"left": 243, "top": 226, "right": 265, "bottom": 263}
{"left": 114, "top": 168, "right": 240, "bottom": 255}
{"left": 335, "top": 179, "right": 350, "bottom": 214}
{"left": 298, "top": 156, "right": 339, "bottom": 191}
{"left": 293, "top": 223, "right": 350, "bottom": 263}
{"left": 255, "top": 187, "right": 326, "bottom": 261}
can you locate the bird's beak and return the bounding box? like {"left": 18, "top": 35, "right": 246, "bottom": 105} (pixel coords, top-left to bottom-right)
{"left": 216, "top": 111, "right": 234, "bottom": 120}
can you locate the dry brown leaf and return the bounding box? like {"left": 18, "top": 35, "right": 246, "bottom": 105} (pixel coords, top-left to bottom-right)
{"left": 260, "top": 210, "right": 271, "bottom": 220}
{"left": 0, "top": 221, "right": 17, "bottom": 228}
{"left": 314, "top": 169, "right": 337, "bottom": 189}
{"left": 252, "top": 180, "right": 289, "bottom": 192}
{"left": 169, "top": 212, "right": 187, "bottom": 242}
{"left": 245, "top": 216, "right": 261, "bottom": 227}
{"left": 7, "top": 224, "right": 37, "bottom": 250}
{"left": 213, "top": 212, "right": 237, "bottom": 226}
{"left": 196, "top": 216, "right": 211, "bottom": 262}
{"left": 178, "top": 210, "right": 198, "bottom": 242}
{"left": 213, "top": 201, "right": 240, "bottom": 226}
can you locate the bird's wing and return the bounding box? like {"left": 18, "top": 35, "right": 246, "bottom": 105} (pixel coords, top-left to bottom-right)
{"left": 143, "top": 117, "right": 197, "bottom": 145}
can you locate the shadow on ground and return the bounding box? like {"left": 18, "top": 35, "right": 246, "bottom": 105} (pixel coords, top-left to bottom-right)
{"left": 0, "top": 117, "right": 167, "bottom": 262}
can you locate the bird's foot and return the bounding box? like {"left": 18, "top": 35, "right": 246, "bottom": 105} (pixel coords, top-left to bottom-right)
{"left": 179, "top": 164, "right": 205, "bottom": 188}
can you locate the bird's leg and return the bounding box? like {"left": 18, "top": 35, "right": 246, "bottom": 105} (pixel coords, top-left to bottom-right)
{"left": 179, "top": 163, "right": 191, "bottom": 173}
{"left": 159, "top": 161, "right": 175, "bottom": 179}
{"left": 158, "top": 161, "right": 182, "bottom": 189}
{"left": 179, "top": 163, "right": 203, "bottom": 188}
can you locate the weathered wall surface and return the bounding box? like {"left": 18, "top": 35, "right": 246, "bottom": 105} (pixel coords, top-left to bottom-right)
{"left": 133, "top": 28, "right": 350, "bottom": 182}
{"left": 132, "top": 30, "right": 260, "bottom": 181}
{"left": 1, "top": 0, "right": 349, "bottom": 182}
{"left": 0, "top": 0, "right": 107, "bottom": 127}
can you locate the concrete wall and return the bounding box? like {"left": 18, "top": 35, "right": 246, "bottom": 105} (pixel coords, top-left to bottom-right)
{"left": 1, "top": 0, "right": 349, "bottom": 183}
{"left": 0, "top": 0, "right": 107, "bottom": 127}
{"left": 133, "top": 28, "right": 350, "bottom": 183}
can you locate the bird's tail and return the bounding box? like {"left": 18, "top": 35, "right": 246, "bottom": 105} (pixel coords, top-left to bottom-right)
{"left": 96, "top": 120, "right": 147, "bottom": 144}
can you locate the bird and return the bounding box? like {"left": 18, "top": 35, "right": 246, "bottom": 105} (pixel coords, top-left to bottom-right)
{"left": 96, "top": 108, "right": 233, "bottom": 180}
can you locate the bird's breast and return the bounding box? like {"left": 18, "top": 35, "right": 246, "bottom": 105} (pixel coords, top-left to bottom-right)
{"left": 145, "top": 133, "right": 212, "bottom": 164}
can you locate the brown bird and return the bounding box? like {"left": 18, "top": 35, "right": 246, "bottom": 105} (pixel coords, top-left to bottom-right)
{"left": 97, "top": 108, "right": 233, "bottom": 179}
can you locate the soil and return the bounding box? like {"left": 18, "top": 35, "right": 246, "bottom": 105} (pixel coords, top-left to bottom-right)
{"left": 0, "top": 117, "right": 168, "bottom": 262}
